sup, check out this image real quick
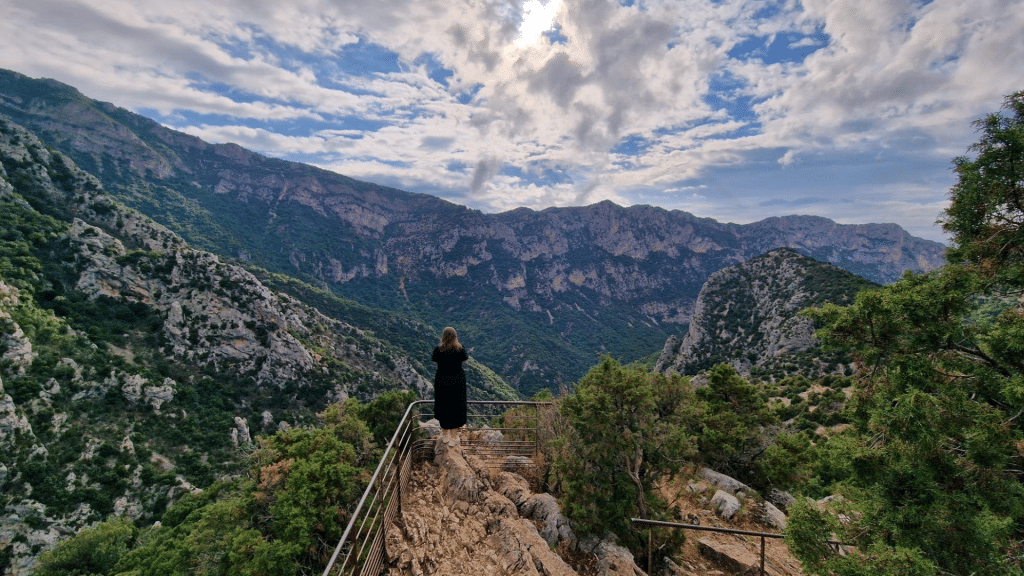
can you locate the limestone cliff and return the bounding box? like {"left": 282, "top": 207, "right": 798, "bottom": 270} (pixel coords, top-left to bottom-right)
{"left": 0, "top": 69, "right": 947, "bottom": 393}
{"left": 655, "top": 249, "right": 878, "bottom": 380}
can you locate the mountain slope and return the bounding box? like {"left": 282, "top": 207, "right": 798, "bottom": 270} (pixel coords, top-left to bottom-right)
{"left": 0, "top": 68, "right": 947, "bottom": 393}
{"left": 655, "top": 248, "right": 879, "bottom": 380}
{"left": 0, "top": 117, "right": 516, "bottom": 574}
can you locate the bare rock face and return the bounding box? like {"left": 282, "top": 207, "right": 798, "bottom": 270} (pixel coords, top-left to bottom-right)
{"left": 700, "top": 468, "right": 753, "bottom": 498}
{"left": 488, "top": 517, "right": 578, "bottom": 576}
{"left": 698, "top": 538, "right": 763, "bottom": 576}
{"left": 385, "top": 446, "right": 538, "bottom": 576}
{"left": 710, "top": 490, "right": 742, "bottom": 520}
{"left": 385, "top": 433, "right": 650, "bottom": 576}
{"left": 761, "top": 501, "right": 788, "bottom": 530}
{"left": 433, "top": 443, "right": 486, "bottom": 504}
{"left": 579, "top": 538, "right": 649, "bottom": 576}
{"left": 0, "top": 384, "right": 32, "bottom": 442}
{"left": 495, "top": 471, "right": 533, "bottom": 508}
{"left": 521, "top": 492, "right": 575, "bottom": 549}
{"left": 656, "top": 248, "right": 877, "bottom": 379}
{"left": 0, "top": 282, "right": 34, "bottom": 373}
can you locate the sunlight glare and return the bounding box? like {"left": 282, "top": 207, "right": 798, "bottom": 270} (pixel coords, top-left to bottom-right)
{"left": 515, "top": 0, "right": 562, "bottom": 47}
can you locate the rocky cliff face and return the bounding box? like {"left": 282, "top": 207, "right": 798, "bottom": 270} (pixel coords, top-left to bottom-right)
{"left": 0, "top": 117, "right": 517, "bottom": 574}
{"left": 655, "top": 248, "right": 878, "bottom": 380}
{"left": 0, "top": 119, "right": 441, "bottom": 400}
{"left": 0, "top": 69, "right": 947, "bottom": 392}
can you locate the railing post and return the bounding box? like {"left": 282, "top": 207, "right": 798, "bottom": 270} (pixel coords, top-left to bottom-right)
{"left": 533, "top": 403, "right": 540, "bottom": 458}
{"left": 647, "top": 527, "right": 653, "bottom": 574}
{"left": 760, "top": 535, "right": 765, "bottom": 576}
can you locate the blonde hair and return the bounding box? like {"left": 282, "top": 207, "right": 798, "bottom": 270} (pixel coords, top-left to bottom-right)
{"left": 439, "top": 326, "right": 462, "bottom": 352}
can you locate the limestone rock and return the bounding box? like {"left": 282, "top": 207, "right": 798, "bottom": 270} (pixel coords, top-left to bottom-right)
{"left": 521, "top": 492, "right": 574, "bottom": 549}
{"left": 233, "top": 417, "right": 252, "bottom": 446}
{"left": 761, "top": 501, "right": 787, "bottom": 530}
{"left": 768, "top": 488, "right": 796, "bottom": 512}
{"left": 419, "top": 418, "right": 442, "bottom": 439}
{"left": 700, "top": 468, "right": 752, "bottom": 498}
{"left": 655, "top": 248, "right": 876, "bottom": 380}
{"left": 503, "top": 455, "right": 532, "bottom": 472}
{"left": 434, "top": 443, "right": 485, "bottom": 504}
{"left": 0, "top": 390, "right": 32, "bottom": 442}
{"left": 489, "top": 517, "right": 578, "bottom": 576}
{"left": 0, "top": 283, "right": 35, "bottom": 371}
{"left": 580, "top": 537, "right": 649, "bottom": 576}
{"left": 710, "top": 490, "right": 741, "bottom": 519}
{"left": 495, "top": 471, "right": 533, "bottom": 508}
{"left": 698, "top": 537, "right": 762, "bottom": 576}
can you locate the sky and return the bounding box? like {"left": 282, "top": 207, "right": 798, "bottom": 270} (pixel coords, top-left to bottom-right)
{"left": 3, "top": 0, "right": 1023, "bottom": 243}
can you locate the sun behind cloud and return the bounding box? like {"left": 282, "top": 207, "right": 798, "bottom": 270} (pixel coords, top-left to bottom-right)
{"left": 516, "top": 0, "right": 562, "bottom": 47}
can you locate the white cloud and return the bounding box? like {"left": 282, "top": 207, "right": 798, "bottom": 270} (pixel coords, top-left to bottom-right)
{"left": 2, "top": 0, "right": 1020, "bottom": 243}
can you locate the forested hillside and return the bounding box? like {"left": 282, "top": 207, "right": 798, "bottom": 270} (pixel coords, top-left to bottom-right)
{"left": 0, "top": 69, "right": 947, "bottom": 393}
{"left": 0, "top": 116, "right": 514, "bottom": 574}
{"left": 656, "top": 248, "right": 878, "bottom": 380}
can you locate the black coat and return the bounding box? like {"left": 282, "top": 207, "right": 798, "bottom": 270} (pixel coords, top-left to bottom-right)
{"left": 432, "top": 346, "right": 468, "bottom": 429}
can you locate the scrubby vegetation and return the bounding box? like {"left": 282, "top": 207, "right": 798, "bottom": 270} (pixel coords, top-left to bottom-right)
{"left": 542, "top": 93, "right": 1024, "bottom": 575}
{"left": 31, "top": 396, "right": 409, "bottom": 576}
{"left": 5, "top": 76, "right": 1023, "bottom": 576}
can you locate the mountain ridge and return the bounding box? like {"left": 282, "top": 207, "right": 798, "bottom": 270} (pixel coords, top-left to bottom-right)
{"left": 0, "top": 68, "right": 947, "bottom": 392}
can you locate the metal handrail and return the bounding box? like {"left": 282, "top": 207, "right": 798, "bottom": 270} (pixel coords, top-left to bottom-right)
{"left": 321, "top": 400, "right": 553, "bottom": 576}
{"left": 632, "top": 518, "right": 845, "bottom": 576}
{"left": 632, "top": 518, "right": 783, "bottom": 576}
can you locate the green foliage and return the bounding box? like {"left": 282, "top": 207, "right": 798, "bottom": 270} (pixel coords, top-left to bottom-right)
{"left": 353, "top": 389, "right": 420, "bottom": 445}
{"left": 99, "top": 402, "right": 379, "bottom": 576}
{"left": 33, "top": 517, "right": 138, "bottom": 576}
{"left": 553, "top": 357, "right": 696, "bottom": 553}
{"left": 754, "top": 430, "right": 816, "bottom": 491}
{"left": 0, "top": 198, "right": 68, "bottom": 292}
{"left": 793, "top": 265, "right": 1024, "bottom": 575}
{"left": 943, "top": 90, "right": 1024, "bottom": 285}
{"left": 694, "top": 364, "right": 776, "bottom": 476}
{"left": 784, "top": 93, "right": 1024, "bottom": 574}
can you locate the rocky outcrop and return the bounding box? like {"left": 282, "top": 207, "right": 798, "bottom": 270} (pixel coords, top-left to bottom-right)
{"left": 655, "top": 249, "right": 878, "bottom": 379}
{"left": 0, "top": 118, "right": 435, "bottom": 401}
{"left": 0, "top": 282, "right": 34, "bottom": 373}
{"left": 384, "top": 429, "right": 648, "bottom": 576}
{"left": 698, "top": 538, "right": 765, "bottom": 576}
{"left": 674, "top": 468, "right": 803, "bottom": 575}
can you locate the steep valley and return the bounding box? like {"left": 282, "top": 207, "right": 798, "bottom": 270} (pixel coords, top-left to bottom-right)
{"left": 0, "top": 68, "right": 960, "bottom": 575}
{"left": 0, "top": 68, "right": 947, "bottom": 393}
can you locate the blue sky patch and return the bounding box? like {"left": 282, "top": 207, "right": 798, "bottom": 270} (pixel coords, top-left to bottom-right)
{"left": 544, "top": 25, "right": 569, "bottom": 45}
{"left": 414, "top": 53, "right": 455, "bottom": 88}
{"left": 611, "top": 134, "right": 653, "bottom": 156}
{"left": 502, "top": 163, "right": 572, "bottom": 186}
{"left": 728, "top": 30, "right": 828, "bottom": 64}
{"left": 335, "top": 39, "right": 402, "bottom": 77}
{"left": 457, "top": 83, "right": 484, "bottom": 105}
{"left": 703, "top": 73, "right": 759, "bottom": 127}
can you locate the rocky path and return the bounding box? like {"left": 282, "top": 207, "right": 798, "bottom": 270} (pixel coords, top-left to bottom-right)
{"left": 382, "top": 430, "right": 646, "bottom": 576}
{"left": 381, "top": 427, "right": 807, "bottom": 576}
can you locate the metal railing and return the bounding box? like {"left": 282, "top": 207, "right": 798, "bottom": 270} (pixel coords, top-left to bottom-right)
{"left": 633, "top": 518, "right": 783, "bottom": 576}
{"left": 632, "top": 518, "right": 844, "bottom": 576}
{"left": 321, "top": 400, "right": 553, "bottom": 576}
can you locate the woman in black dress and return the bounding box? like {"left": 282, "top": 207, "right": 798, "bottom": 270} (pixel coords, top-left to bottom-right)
{"left": 432, "top": 326, "right": 468, "bottom": 446}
